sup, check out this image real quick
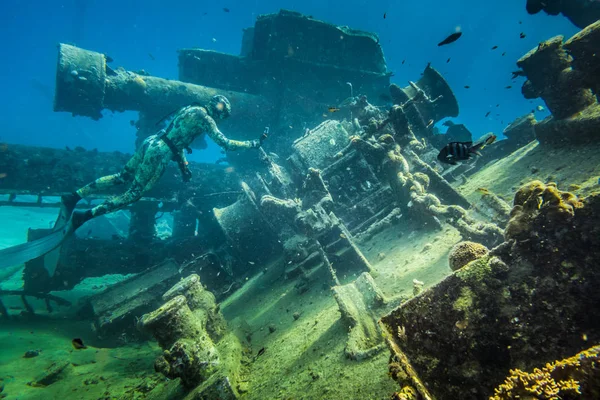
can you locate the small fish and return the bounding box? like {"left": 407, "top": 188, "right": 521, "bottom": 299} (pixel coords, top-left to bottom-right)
{"left": 256, "top": 347, "right": 265, "bottom": 358}
{"left": 340, "top": 233, "right": 347, "bottom": 239}
{"left": 502, "top": 52, "right": 506, "bottom": 56}
{"left": 438, "top": 32, "right": 462, "bottom": 46}
{"left": 520, "top": 32, "right": 526, "bottom": 39}
{"left": 447, "top": 57, "right": 451, "bottom": 63}
{"left": 223, "top": 7, "right": 230, "bottom": 12}
{"left": 536, "top": 105, "right": 545, "bottom": 112}
{"left": 328, "top": 106, "right": 340, "bottom": 113}
{"left": 491, "top": 46, "right": 498, "bottom": 50}
{"left": 148, "top": 53, "right": 155, "bottom": 61}
{"left": 212, "top": 38, "right": 217, "bottom": 43}
{"left": 72, "top": 338, "right": 87, "bottom": 350}
{"left": 485, "top": 111, "right": 491, "bottom": 117}
{"left": 505, "top": 85, "right": 512, "bottom": 89}
{"left": 426, "top": 119, "right": 434, "bottom": 128}
{"left": 437, "top": 133, "right": 497, "bottom": 165}
{"left": 402, "top": 59, "right": 405, "bottom": 65}
{"left": 464, "top": 85, "right": 470, "bottom": 89}
{"left": 383, "top": 12, "right": 386, "bottom": 19}
{"left": 496, "top": 104, "right": 500, "bottom": 107}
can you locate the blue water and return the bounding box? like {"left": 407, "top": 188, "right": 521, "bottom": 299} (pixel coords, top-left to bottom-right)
{"left": 0, "top": 0, "right": 578, "bottom": 162}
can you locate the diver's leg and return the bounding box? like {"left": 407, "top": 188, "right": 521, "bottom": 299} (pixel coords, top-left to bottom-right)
{"left": 71, "top": 146, "right": 169, "bottom": 229}
{"left": 58, "top": 147, "right": 144, "bottom": 227}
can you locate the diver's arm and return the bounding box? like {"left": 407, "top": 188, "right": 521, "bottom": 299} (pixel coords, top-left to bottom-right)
{"left": 173, "top": 149, "right": 192, "bottom": 182}
{"left": 205, "top": 118, "right": 261, "bottom": 151}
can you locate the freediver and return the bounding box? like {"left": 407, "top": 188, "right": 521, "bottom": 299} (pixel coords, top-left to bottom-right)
{"left": 62, "top": 95, "right": 265, "bottom": 230}
{"left": 0, "top": 95, "right": 266, "bottom": 270}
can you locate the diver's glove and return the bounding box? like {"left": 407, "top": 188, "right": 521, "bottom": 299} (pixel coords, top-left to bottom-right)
{"left": 252, "top": 127, "right": 269, "bottom": 148}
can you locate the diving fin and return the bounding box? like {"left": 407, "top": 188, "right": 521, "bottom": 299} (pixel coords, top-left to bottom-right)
{"left": 55, "top": 193, "right": 80, "bottom": 229}
{"left": 0, "top": 223, "right": 74, "bottom": 272}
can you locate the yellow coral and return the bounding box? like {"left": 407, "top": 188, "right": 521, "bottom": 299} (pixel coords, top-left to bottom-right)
{"left": 506, "top": 181, "right": 583, "bottom": 240}
{"left": 491, "top": 345, "right": 599, "bottom": 400}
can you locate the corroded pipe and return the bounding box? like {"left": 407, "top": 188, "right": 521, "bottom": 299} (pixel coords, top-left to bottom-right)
{"left": 54, "top": 43, "right": 276, "bottom": 138}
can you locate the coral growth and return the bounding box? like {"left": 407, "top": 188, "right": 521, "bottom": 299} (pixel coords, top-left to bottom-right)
{"left": 448, "top": 241, "right": 489, "bottom": 272}
{"left": 491, "top": 345, "right": 600, "bottom": 400}
{"left": 506, "top": 180, "right": 584, "bottom": 241}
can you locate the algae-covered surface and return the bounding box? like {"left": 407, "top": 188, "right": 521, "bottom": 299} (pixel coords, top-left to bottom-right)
{"left": 0, "top": 205, "right": 460, "bottom": 399}
{"left": 459, "top": 141, "right": 600, "bottom": 203}
{"left": 0, "top": 320, "right": 176, "bottom": 400}
{"left": 2, "top": 138, "right": 597, "bottom": 399}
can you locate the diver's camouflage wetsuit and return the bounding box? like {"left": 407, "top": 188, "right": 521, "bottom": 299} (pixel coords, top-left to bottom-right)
{"left": 65, "top": 95, "right": 262, "bottom": 229}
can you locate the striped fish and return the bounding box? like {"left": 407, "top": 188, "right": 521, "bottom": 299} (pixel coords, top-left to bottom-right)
{"left": 437, "top": 133, "right": 496, "bottom": 165}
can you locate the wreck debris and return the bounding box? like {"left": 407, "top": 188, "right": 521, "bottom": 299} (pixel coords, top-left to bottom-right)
{"left": 138, "top": 276, "right": 243, "bottom": 398}
{"left": 355, "top": 207, "right": 402, "bottom": 243}
{"left": 162, "top": 274, "right": 227, "bottom": 342}
{"left": 380, "top": 183, "right": 600, "bottom": 399}
{"left": 517, "top": 22, "right": 600, "bottom": 146}
{"left": 389, "top": 65, "right": 459, "bottom": 142}
{"left": 0, "top": 290, "right": 70, "bottom": 318}
{"left": 333, "top": 272, "right": 387, "bottom": 360}
{"left": 260, "top": 168, "right": 372, "bottom": 284}
{"left": 54, "top": 43, "right": 274, "bottom": 143}
{"left": 518, "top": 36, "right": 594, "bottom": 120}
{"left": 213, "top": 182, "right": 281, "bottom": 267}
{"left": 138, "top": 295, "right": 221, "bottom": 387}
{"left": 28, "top": 360, "right": 71, "bottom": 387}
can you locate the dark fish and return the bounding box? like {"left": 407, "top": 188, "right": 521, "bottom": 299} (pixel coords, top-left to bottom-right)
{"left": 511, "top": 70, "right": 525, "bottom": 79}
{"left": 328, "top": 106, "right": 340, "bottom": 113}
{"left": 72, "top": 338, "right": 87, "bottom": 350}
{"left": 104, "top": 55, "right": 114, "bottom": 63}
{"left": 223, "top": 7, "right": 230, "bottom": 12}
{"left": 502, "top": 52, "right": 506, "bottom": 56}
{"left": 148, "top": 53, "right": 155, "bottom": 61}
{"left": 505, "top": 85, "right": 512, "bottom": 89}
{"left": 383, "top": 12, "right": 386, "bottom": 19}
{"left": 496, "top": 104, "right": 500, "bottom": 107}
{"left": 447, "top": 57, "right": 451, "bottom": 63}
{"left": 491, "top": 46, "right": 498, "bottom": 50}
{"left": 464, "top": 85, "right": 470, "bottom": 89}
{"left": 402, "top": 59, "right": 405, "bottom": 65}
{"left": 485, "top": 111, "right": 491, "bottom": 117}
{"left": 437, "top": 133, "right": 497, "bottom": 165}
{"left": 438, "top": 32, "right": 462, "bottom": 46}
{"left": 520, "top": 32, "right": 526, "bottom": 39}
